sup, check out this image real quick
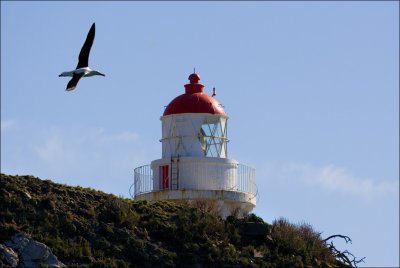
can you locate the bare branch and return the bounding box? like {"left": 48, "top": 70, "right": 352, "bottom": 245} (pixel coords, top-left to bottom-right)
{"left": 323, "top": 234, "right": 352, "bottom": 244}
{"left": 324, "top": 234, "right": 365, "bottom": 268}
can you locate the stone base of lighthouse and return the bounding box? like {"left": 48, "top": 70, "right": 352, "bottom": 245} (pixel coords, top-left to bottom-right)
{"left": 135, "top": 189, "right": 256, "bottom": 218}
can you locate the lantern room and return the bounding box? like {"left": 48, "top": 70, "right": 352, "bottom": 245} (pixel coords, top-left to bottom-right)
{"left": 161, "top": 73, "right": 228, "bottom": 158}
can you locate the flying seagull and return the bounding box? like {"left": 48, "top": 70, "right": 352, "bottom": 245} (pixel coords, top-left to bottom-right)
{"left": 59, "top": 23, "right": 105, "bottom": 91}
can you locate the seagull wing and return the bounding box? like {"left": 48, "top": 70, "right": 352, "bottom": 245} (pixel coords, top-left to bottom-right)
{"left": 76, "top": 23, "right": 95, "bottom": 69}
{"left": 66, "top": 72, "right": 85, "bottom": 91}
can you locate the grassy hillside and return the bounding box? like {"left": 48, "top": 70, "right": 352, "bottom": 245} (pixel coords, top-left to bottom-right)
{"left": 1, "top": 173, "right": 355, "bottom": 267}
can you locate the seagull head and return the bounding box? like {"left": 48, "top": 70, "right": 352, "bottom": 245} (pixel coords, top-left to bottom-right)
{"left": 96, "top": 71, "right": 105, "bottom": 77}
{"left": 83, "top": 70, "right": 105, "bottom": 77}
{"left": 92, "top": 70, "right": 105, "bottom": 77}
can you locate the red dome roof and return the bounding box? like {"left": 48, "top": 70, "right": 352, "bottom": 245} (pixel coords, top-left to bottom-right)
{"left": 163, "top": 73, "right": 226, "bottom": 116}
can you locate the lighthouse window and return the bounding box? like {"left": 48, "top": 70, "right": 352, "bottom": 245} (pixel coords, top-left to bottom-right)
{"left": 199, "top": 117, "right": 228, "bottom": 158}
{"left": 198, "top": 128, "right": 207, "bottom": 155}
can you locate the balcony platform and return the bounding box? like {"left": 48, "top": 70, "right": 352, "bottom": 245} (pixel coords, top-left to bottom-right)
{"left": 132, "top": 158, "right": 257, "bottom": 218}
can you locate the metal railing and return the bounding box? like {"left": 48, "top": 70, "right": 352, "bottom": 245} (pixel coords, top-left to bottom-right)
{"left": 131, "top": 165, "right": 153, "bottom": 197}
{"left": 237, "top": 164, "right": 257, "bottom": 196}
{"left": 131, "top": 162, "right": 257, "bottom": 199}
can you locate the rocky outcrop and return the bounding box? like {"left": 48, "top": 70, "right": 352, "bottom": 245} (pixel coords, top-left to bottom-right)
{"left": 0, "top": 244, "right": 19, "bottom": 268}
{"left": 1, "top": 233, "right": 66, "bottom": 268}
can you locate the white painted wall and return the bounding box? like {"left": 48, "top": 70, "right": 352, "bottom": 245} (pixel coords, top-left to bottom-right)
{"left": 151, "top": 157, "right": 238, "bottom": 191}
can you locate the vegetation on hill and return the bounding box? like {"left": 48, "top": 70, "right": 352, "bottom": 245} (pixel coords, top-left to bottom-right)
{"left": 1, "top": 174, "right": 362, "bottom": 267}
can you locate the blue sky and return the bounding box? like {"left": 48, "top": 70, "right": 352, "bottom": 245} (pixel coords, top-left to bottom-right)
{"left": 1, "top": 2, "right": 398, "bottom": 266}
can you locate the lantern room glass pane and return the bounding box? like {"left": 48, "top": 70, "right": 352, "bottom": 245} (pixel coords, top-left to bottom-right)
{"left": 198, "top": 117, "right": 228, "bottom": 158}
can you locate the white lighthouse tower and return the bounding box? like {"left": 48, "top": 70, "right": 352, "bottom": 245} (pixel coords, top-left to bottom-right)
{"left": 133, "top": 73, "right": 256, "bottom": 217}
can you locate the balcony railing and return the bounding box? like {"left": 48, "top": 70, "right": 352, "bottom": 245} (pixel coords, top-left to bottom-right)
{"left": 130, "top": 162, "right": 257, "bottom": 199}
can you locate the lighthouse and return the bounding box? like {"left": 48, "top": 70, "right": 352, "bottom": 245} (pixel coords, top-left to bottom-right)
{"left": 133, "top": 73, "right": 256, "bottom": 218}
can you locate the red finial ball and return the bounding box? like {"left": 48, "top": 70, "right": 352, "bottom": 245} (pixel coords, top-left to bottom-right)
{"left": 188, "top": 73, "right": 200, "bottom": 84}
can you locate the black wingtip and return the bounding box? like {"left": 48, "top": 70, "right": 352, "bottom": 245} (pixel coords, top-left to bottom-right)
{"left": 90, "top": 23, "right": 95, "bottom": 33}
{"left": 89, "top": 23, "right": 95, "bottom": 32}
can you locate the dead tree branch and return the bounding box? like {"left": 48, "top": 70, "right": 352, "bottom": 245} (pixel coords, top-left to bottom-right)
{"left": 324, "top": 234, "right": 352, "bottom": 244}
{"left": 324, "top": 234, "right": 365, "bottom": 268}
